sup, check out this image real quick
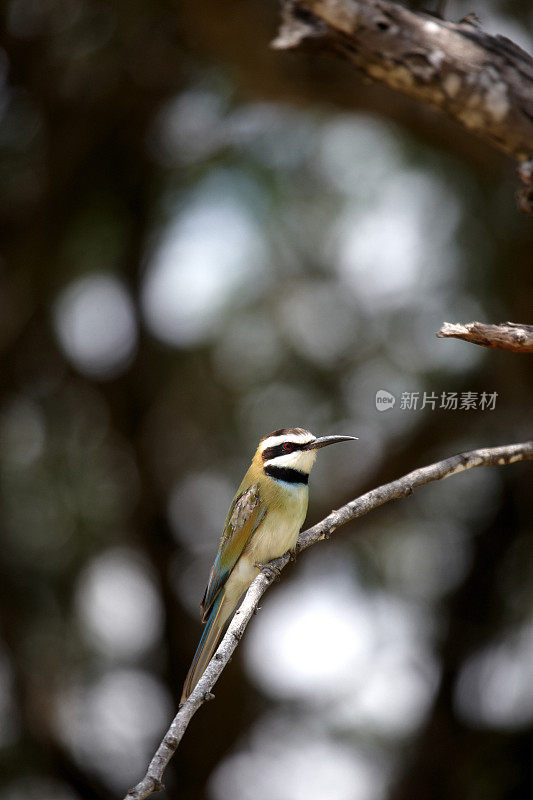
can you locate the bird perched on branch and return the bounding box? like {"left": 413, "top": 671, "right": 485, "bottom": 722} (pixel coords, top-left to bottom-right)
{"left": 181, "top": 427, "right": 357, "bottom": 702}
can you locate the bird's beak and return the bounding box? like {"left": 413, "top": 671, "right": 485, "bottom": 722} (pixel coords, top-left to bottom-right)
{"left": 304, "top": 435, "right": 358, "bottom": 450}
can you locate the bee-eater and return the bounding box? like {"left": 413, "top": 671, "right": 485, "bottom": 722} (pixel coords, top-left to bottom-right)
{"left": 180, "top": 427, "right": 357, "bottom": 702}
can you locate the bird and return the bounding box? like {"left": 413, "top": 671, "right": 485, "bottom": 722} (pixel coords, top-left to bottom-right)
{"left": 180, "top": 427, "right": 357, "bottom": 702}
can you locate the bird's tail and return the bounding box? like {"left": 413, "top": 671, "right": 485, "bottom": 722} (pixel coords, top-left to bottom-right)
{"left": 180, "top": 593, "right": 231, "bottom": 703}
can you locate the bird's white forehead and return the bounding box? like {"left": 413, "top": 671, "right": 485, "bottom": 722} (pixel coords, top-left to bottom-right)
{"left": 260, "top": 432, "right": 315, "bottom": 451}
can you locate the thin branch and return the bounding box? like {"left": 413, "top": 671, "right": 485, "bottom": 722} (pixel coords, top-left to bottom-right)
{"left": 124, "top": 440, "right": 533, "bottom": 800}
{"left": 437, "top": 321, "right": 533, "bottom": 353}
{"left": 273, "top": 0, "right": 533, "bottom": 214}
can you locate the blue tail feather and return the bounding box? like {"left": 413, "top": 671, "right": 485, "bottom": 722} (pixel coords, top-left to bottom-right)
{"left": 181, "top": 592, "right": 226, "bottom": 702}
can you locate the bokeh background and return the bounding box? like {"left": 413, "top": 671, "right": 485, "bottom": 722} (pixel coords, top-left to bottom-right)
{"left": 1, "top": 1, "right": 533, "bottom": 798}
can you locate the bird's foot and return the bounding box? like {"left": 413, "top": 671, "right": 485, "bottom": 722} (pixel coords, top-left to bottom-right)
{"left": 255, "top": 562, "right": 281, "bottom": 581}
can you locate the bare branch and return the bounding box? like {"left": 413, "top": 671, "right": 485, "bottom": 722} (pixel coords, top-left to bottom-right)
{"left": 437, "top": 321, "right": 533, "bottom": 353}
{"left": 273, "top": 0, "right": 533, "bottom": 214}
{"left": 124, "top": 440, "right": 533, "bottom": 800}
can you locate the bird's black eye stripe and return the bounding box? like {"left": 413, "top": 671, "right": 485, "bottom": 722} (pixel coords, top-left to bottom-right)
{"left": 262, "top": 442, "right": 306, "bottom": 461}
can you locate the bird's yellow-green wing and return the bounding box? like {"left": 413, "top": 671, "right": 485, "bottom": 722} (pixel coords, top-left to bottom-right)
{"left": 200, "top": 483, "right": 266, "bottom": 622}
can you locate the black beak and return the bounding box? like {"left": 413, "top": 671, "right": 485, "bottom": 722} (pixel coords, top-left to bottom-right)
{"left": 304, "top": 435, "right": 358, "bottom": 450}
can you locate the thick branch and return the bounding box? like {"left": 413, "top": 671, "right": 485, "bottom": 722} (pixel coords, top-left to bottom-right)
{"left": 124, "top": 440, "right": 533, "bottom": 800}
{"left": 437, "top": 321, "right": 533, "bottom": 353}
{"left": 274, "top": 0, "right": 533, "bottom": 212}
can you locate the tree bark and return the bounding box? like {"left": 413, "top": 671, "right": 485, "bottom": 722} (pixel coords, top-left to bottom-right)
{"left": 274, "top": 0, "right": 533, "bottom": 213}
{"left": 437, "top": 321, "right": 533, "bottom": 353}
